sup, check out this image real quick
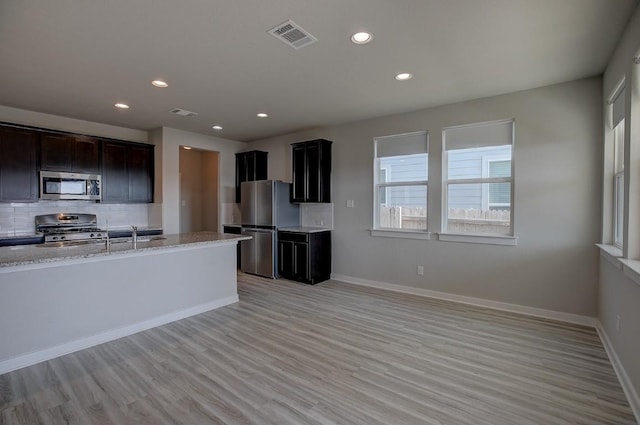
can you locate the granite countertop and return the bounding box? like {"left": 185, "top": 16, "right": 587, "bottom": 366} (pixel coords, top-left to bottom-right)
{"left": 0, "top": 227, "right": 164, "bottom": 245}
{"left": 106, "top": 227, "right": 163, "bottom": 238}
{"left": 0, "top": 232, "right": 250, "bottom": 269}
{"left": 278, "top": 226, "right": 332, "bottom": 234}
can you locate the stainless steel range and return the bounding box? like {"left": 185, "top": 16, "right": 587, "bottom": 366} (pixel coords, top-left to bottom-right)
{"left": 36, "top": 213, "right": 106, "bottom": 244}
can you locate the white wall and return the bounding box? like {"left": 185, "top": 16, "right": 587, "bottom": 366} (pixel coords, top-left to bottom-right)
{"left": 248, "top": 77, "right": 602, "bottom": 317}
{"left": 202, "top": 151, "right": 220, "bottom": 231}
{"left": 0, "top": 105, "right": 147, "bottom": 143}
{"left": 159, "top": 127, "right": 244, "bottom": 234}
{"left": 599, "top": 3, "right": 640, "bottom": 410}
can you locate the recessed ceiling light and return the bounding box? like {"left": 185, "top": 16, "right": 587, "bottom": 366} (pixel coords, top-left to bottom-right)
{"left": 114, "top": 103, "right": 130, "bottom": 109}
{"left": 257, "top": 112, "right": 269, "bottom": 118}
{"left": 152, "top": 80, "right": 168, "bottom": 88}
{"left": 351, "top": 32, "right": 373, "bottom": 44}
{"left": 395, "top": 72, "right": 413, "bottom": 81}
{"left": 183, "top": 146, "right": 192, "bottom": 150}
{"left": 212, "top": 125, "right": 223, "bottom": 131}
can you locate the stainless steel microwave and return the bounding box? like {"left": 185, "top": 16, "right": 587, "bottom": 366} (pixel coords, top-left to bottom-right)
{"left": 40, "top": 171, "right": 102, "bottom": 201}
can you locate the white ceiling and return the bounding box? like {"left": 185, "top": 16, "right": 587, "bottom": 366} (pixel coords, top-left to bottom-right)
{"left": 0, "top": 0, "right": 637, "bottom": 142}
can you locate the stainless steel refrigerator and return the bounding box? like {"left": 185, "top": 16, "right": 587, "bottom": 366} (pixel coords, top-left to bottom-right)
{"left": 240, "top": 180, "right": 299, "bottom": 278}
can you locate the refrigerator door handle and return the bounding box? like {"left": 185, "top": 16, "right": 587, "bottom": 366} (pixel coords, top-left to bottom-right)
{"left": 240, "top": 229, "right": 258, "bottom": 275}
{"left": 255, "top": 229, "right": 275, "bottom": 278}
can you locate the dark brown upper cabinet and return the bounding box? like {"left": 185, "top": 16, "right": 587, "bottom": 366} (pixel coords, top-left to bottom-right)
{"left": 0, "top": 127, "right": 38, "bottom": 202}
{"left": 127, "top": 144, "right": 154, "bottom": 203}
{"left": 41, "top": 133, "right": 100, "bottom": 173}
{"left": 290, "top": 139, "right": 332, "bottom": 203}
{"left": 102, "top": 140, "right": 154, "bottom": 203}
{"left": 101, "top": 141, "right": 128, "bottom": 202}
{"left": 235, "top": 150, "right": 268, "bottom": 203}
{"left": 74, "top": 136, "right": 100, "bottom": 173}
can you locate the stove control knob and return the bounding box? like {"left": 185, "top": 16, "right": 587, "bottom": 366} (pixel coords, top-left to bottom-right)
{"left": 60, "top": 236, "right": 66, "bottom": 240}
{"left": 96, "top": 233, "right": 102, "bottom": 238}
{"left": 90, "top": 233, "right": 94, "bottom": 238}
{"left": 52, "top": 236, "right": 58, "bottom": 241}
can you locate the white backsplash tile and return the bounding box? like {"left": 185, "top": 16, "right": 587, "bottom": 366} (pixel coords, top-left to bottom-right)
{"left": 147, "top": 203, "right": 163, "bottom": 228}
{"left": 0, "top": 206, "right": 14, "bottom": 236}
{"left": 222, "top": 203, "right": 241, "bottom": 225}
{"left": 0, "top": 201, "right": 158, "bottom": 235}
{"left": 300, "top": 203, "right": 334, "bottom": 229}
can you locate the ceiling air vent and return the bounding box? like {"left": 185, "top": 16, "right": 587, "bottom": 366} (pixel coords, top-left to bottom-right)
{"left": 170, "top": 108, "right": 199, "bottom": 117}
{"left": 268, "top": 20, "right": 317, "bottom": 50}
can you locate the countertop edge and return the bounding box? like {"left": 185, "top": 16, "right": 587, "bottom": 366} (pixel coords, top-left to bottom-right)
{"left": 0, "top": 233, "right": 250, "bottom": 271}
{"left": 278, "top": 227, "right": 332, "bottom": 234}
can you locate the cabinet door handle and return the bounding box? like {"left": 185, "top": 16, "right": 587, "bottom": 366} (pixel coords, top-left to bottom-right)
{"left": 293, "top": 246, "right": 297, "bottom": 275}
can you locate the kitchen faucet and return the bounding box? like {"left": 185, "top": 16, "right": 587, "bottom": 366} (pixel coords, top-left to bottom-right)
{"left": 132, "top": 225, "right": 138, "bottom": 249}
{"left": 105, "top": 219, "right": 111, "bottom": 252}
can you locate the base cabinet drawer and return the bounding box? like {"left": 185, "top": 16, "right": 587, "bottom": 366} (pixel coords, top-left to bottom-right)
{"left": 278, "top": 231, "right": 330, "bottom": 284}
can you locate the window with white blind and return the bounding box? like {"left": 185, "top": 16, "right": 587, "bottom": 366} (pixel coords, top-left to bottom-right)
{"left": 373, "top": 132, "right": 428, "bottom": 233}
{"left": 443, "top": 120, "right": 514, "bottom": 237}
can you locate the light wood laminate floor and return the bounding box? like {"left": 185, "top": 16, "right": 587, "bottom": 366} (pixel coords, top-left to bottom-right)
{"left": 0, "top": 273, "right": 636, "bottom": 425}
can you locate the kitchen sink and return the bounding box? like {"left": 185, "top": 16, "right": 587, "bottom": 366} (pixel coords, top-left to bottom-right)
{"left": 110, "top": 236, "right": 167, "bottom": 244}
{"left": 39, "top": 236, "right": 166, "bottom": 247}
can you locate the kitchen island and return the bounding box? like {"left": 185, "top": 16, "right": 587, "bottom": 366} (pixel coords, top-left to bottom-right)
{"left": 0, "top": 232, "right": 250, "bottom": 374}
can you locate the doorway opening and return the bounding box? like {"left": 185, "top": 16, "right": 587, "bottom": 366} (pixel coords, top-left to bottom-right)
{"left": 179, "top": 147, "right": 220, "bottom": 233}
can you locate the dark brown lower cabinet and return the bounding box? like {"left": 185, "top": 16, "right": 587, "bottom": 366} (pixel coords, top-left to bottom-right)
{"left": 278, "top": 230, "right": 331, "bottom": 284}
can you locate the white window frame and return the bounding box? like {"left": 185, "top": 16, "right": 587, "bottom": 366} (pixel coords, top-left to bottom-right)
{"left": 441, "top": 119, "right": 516, "bottom": 243}
{"left": 613, "top": 118, "right": 625, "bottom": 249}
{"left": 614, "top": 171, "right": 624, "bottom": 249}
{"left": 372, "top": 131, "right": 429, "bottom": 238}
{"left": 606, "top": 77, "right": 625, "bottom": 251}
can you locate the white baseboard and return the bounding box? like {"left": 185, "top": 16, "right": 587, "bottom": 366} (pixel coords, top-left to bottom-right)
{"left": 0, "top": 295, "right": 239, "bottom": 375}
{"left": 331, "top": 274, "right": 596, "bottom": 327}
{"left": 596, "top": 322, "right": 640, "bottom": 424}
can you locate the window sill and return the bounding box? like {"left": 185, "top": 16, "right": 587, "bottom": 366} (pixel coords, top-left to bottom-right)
{"left": 370, "top": 229, "right": 431, "bottom": 240}
{"left": 619, "top": 259, "right": 640, "bottom": 288}
{"left": 595, "top": 244, "right": 640, "bottom": 287}
{"left": 596, "top": 244, "right": 623, "bottom": 269}
{"left": 437, "top": 233, "right": 517, "bottom": 246}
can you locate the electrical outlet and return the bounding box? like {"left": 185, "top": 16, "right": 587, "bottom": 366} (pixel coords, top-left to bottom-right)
{"left": 616, "top": 314, "right": 621, "bottom": 333}
{"left": 417, "top": 266, "right": 424, "bottom": 276}
{"left": 346, "top": 200, "right": 355, "bottom": 208}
